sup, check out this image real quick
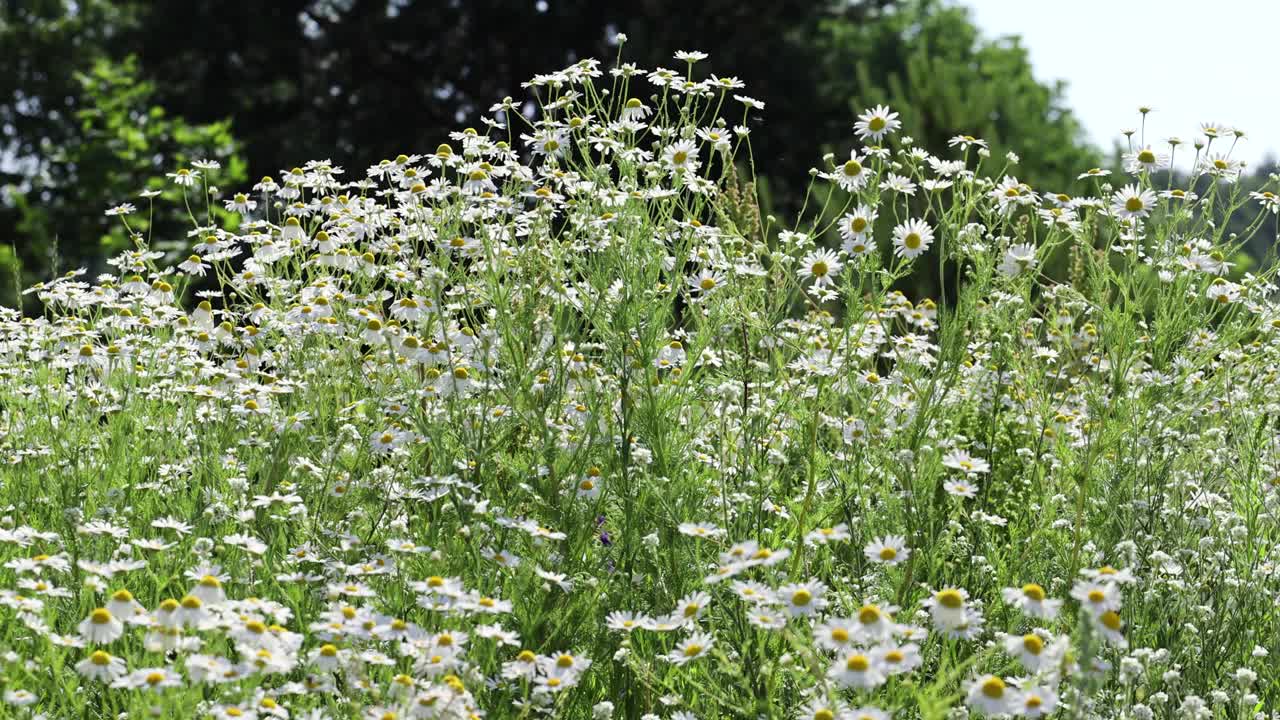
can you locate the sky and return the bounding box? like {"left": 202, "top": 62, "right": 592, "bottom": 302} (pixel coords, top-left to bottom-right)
{"left": 964, "top": 0, "right": 1278, "bottom": 170}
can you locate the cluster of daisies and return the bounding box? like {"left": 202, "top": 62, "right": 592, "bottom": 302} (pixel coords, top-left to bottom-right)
{"left": 2, "top": 47, "right": 1279, "bottom": 720}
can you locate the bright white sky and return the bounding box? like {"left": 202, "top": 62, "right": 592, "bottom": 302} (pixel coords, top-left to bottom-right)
{"left": 964, "top": 0, "right": 1278, "bottom": 169}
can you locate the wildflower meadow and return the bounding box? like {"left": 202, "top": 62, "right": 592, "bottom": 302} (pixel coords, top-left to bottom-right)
{"left": 3, "top": 48, "right": 1280, "bottom": 720}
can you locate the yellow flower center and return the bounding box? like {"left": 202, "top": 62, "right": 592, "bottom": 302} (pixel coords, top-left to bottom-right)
{"left": 982, "top": 677, "right": 1006, "bottom": 699}
{"left": 1101, "top": 610, "right": 1123, "bottom": 631}
{"left": 936, "top": 589, "right": 964, "bottom": 609}
{"left": 1022, "top": 583, "right": 1046, "bottom": 601}
{"left": 1022, "top": 634, "right": 1044, "bottom": 655}
{"left": 845, "top": 654, "right": 870, "bottom": 672}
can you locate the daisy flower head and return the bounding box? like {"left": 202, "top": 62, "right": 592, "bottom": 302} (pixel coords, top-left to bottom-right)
{"left": 942, "top": 449, "right": 989, "bottom": 476}
{"left": 854, "top": 105, "right": 901, "bottom": 143}
{"left": 780, "top": 580, "right": 828, "bottom": 617}
{"left": 883, "top": 173, "right": 916, "bottom": 196}
{"left": 1123, "top": 145, "right": 1169, "bottom": 175}
{"left": 1200, "top": 121, "right": 1227, "bottom": 140}
{"left": 76, "top": 650, "right": 128, "bottom": 682}
{"left": 943, "top": 479, "right": 977, "bottom": 499}
{"left": 1095, "top": 610, "right": 1127, "bottom": 647}
{"left": 966, "top": 674, "right": 1016, "bottom": 716}
{"left": 678, "top": 522, "right": 725, "bottom": 540}
{"left": 948, "top": 134, "right": 988, "bottom": 150}
{"left": 663, "top": 140, "right": 701, "bottom": 176}
{"left": 669, "top": 631, "right": 715, "bottom": 665}
{"left": 799, "top": 249, "right": 842, "bottom": 286}
{"left": 806, "top": 523, "right": 852, "bottom": 546}
{"left": 1083, "top": 565, "right": 1137, "bottom": 584}
{"left": 875, "top": 642, "right": 922, "bottom": 675}
{"left": 79, "top": 607, "right": 124, "bottom": 644}
{"left": 814, "top": 617, "right": 858, "bottom": 651}
{"left": 1001, "top": 583, "right": 1062, "bottom": 619}
{"left": 1205, "top": 278, "right": 1240, "bottom": 305}
{"left": 829, "top": 651, "right": 886, "bottom": 689}
{"left": 606, "top": 610, "right": 648, "bottom": 633}
{"left": 675, "top": 591, "right": 711, "bottom": 624}
{"left": 999, "top": 243, "right": 1037, "bottom": 277}
{"left": 167, "top": 168, "right": 200, "bottom": 187}
{"left": 838, "top": 205, "right": 878, "bottom": 256}
{"left": 747, "top": 610, "right": 788, "bottom": 630}
{"left": 892, "top": 219, "right": 934, "bottom": 259}
{"left": 1111, "top": 184, "right": 1156, "bottom": 220}
{"left": 991, "top": 176, "right": 1034, "bottom": 211}
{"left": 925, "top": 587, "right": 971, "bottom": 630}
{"left": 687, "top": 268, "right": 726, "bottom": 297}
{"left": 830, "top": 151, "right": 870, "bottom": 191}
{"left": 1197, "top": 153, "right": 1243, "bottom": 181}
{"left": 852, "top": 602, "right": 896, "bottom": 641}
{"left": 864, "top": 535, "right": 910, "bottom": 565}
{"left": 799, "top": 700, "right": 853, "bottom": 720}
{"left": 620, "top": 98, "right": 652, "bottom": 122}
{"left": 1070, "top": 580, "right": 1121, "bottom": 616}
{"left": 1249, "top": 189, "right": 1280, "bottom": 214}
{"left": 1018, "top": 684, "right": 1060, "bottom": 718}
{"left": 1002, "top": 631, "right": 1064, "bottom": 672}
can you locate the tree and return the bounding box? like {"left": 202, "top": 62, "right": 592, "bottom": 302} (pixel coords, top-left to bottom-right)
{"left": 814, "top": 0, "right": 1099, "bottom": 194}
{"left": 1, "top": 2, "right": 244, "bottom": 306}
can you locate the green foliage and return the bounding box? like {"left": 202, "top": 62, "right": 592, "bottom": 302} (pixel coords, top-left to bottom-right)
{"left": 1, "top": 32, "right": 244, "bottom": 306}
{"left": 816, "top": 0, "right": 1099, "bottom": 193}
{"left": 65, "top": 56, "right": 246, "bottom": 253}
{"left": 1, "top": 0, "right": 1111, "bottom": 305}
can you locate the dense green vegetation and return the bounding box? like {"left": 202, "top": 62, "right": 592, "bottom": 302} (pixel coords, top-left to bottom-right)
{"left": 2, "top": 0, "right": 1120, "bottom": 307}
